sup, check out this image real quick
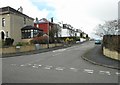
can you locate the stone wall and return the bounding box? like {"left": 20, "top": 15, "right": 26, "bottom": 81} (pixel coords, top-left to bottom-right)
{"left": 103, "top": 47, "right": 120, "bottom": 61}
{"left": 1, "top": 44, "right": 62, "bottom": 54}
{"left": 103, "top": 35, "right": 120, "bottom": 61}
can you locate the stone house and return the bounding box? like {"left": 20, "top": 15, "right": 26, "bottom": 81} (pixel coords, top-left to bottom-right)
{"left": 0, "top": 6, "right": 37, "bottom": 44}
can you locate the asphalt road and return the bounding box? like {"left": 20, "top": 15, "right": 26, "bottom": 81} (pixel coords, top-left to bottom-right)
{"left": 2, "top": 41, "right": 119, "bottom": 83}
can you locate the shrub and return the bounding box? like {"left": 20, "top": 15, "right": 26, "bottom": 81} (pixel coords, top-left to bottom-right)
{"left": 16, "top": 42, "right": 29, "bottom": 46}
{"left": 30, "top": 36, "right": 49, "bottom": 44}
{"left": 4, "top": 38, "right": 14, "bottom": 46}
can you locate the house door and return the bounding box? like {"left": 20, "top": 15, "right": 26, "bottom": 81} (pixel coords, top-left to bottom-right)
{"left": 1, "top": 31, "right": 5, "bottom": 40}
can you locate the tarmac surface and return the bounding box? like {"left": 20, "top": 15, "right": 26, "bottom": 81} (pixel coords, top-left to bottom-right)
{"left": 82, "top": 45, "right": 120, "bottom": 70}
{"left": 2, "top": 42, "right": 120, "bottom": 70}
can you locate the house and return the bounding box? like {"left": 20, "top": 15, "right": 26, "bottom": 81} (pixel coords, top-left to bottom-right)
{"left": 34, "top": 18, "right": 51, "bottom": 34}
{"left": 0, "top": 6, "right": 42, "bottom": 44}
{"left": 118, "top": 1, "right": 120, "bottom": 34}
{"left": 34, "top": 18, "right": 62, "bottom": 43}
{"left": 61, "top": 24, "right": 76, "bottom": 38}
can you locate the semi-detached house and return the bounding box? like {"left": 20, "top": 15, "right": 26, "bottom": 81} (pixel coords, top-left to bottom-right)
{"left": 0, "top": 6, "right": 42, "bottom": 44}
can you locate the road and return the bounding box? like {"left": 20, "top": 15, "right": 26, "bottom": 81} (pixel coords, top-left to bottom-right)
{"left": 2, "top": 41, "right": 119, "bottom": 83}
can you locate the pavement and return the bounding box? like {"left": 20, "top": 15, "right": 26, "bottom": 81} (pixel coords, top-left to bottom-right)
{"left": 82, "top": 45, "right": 120, "bottom": 70}
{"left": 1, "top": 45, "right": 71, "bottom": 58}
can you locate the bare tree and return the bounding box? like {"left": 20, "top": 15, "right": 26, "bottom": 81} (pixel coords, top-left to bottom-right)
{"left": 95, "top": 20, "right": 118, "bottom": 37}
{"left": 49, "top": 24, "right": 61, "bottom": 43}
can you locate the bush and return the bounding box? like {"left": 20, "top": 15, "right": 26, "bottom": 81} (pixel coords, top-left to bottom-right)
{"left": 16, "top": 42, "right": 29, "bottom": 46}
{"left": 30, "top": 36, "right": 49, "bottom": 44}
{"left": 4, "top": 38, "right": 14, "bottom": 46}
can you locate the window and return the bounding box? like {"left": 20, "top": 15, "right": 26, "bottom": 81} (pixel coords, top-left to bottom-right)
{"left": 24, "top": 17, "right": 26, "bottom": 25}
{"left": 21, "top": 29, "right": 41, "bottom": 39}
{"left": 37, "top": 24, "right": 39, "bottom": 28}
{"left": 6, "top": 31, "right": 8, "bottom": 37}
{"left": 2, "top": 18, "right": 5, "bottom": 27}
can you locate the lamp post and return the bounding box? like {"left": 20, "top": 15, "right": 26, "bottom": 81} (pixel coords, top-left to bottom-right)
{"left": 47, "top": 22, "right": 50, "bottom": 48}
{"left": 47, "top": 17, "right": 53, "bottom": 48}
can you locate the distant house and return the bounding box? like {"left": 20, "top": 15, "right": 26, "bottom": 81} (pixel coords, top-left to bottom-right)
{"left": 0, "top": 6, "right": 42, "bottom": 44}
{"left": 34, "top": 18, "right": 50, "bottom": 34}
{"left": 61, "top": 24, "right": 76, "bottom": 38}
{"left": 118, "top": 1, "right": 120, "bottom": 34}
{"left": 34, "top": 18, "right": 62, "bottom": 43}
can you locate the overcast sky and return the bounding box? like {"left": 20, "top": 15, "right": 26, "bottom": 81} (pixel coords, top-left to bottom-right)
{"left": 0, "top": 0, "right": 119, "bottom": 38}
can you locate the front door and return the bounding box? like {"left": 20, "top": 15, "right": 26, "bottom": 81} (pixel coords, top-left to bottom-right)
{"left": 1, "top": 31, "right": 5, "bottom": 40}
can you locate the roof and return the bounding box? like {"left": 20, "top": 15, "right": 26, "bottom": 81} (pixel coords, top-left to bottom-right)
{"left": 34, "top": 18, "right": 56, "bottom": 25}
{"left": 21, "top": 25, "right": 43, "bottom": 31}
{"left": 34, "top": 18, "right": 49, "bottom": 24}
{"left": 0, "top": 6, "right": 34, "bottom": 20}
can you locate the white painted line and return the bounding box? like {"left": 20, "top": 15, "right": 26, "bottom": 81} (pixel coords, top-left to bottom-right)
{"left": 115, "top": 72, "right": 120, "bottom": 75}
{"left": 11, "top": 64, "right": 16, "bottom": 66}
{"left": 53, "top": 49, "right": 66, "bottom": 52}
{"left": 55, "top": 67, "right": 65, "bottom": 71}
{"left": 99, "top": 71, "right": 111, "bottom": 75}
{"left": 38, "top": 65, "right": 42, "bottom": 67}
{"left": 44, "top": 66, "right": 53, "bottom": 69}
{"left": 28, "top": 64, "right": 32, "bottom": 66}
{"left": 84, "top": 69, "right": 94, "bottom": 74}
{"left": 32, "top": 66, "right": 38, "bottom": 68}
{"left": 20, "top": 65, "right": 25, "bottom": 67}
{"left": 53, "top": 53, "right": 61, "bottom": 56}
{"left": 70, "top": 68, "right": 78, "bottom": 72}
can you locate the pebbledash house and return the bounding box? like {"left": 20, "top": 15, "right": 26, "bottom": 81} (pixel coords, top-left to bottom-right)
{"left": 0, "top": 6, "right": 42, "bottom": 44}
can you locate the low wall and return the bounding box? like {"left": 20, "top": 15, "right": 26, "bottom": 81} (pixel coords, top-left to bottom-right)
{"left": 103, "top": 47, "right": 120, "bottom": 61}
{"left": 1, "top": 45, "right": 35, "bottom": 54}
{"left": 0, "top": 43, "right": 63, "bottom": 54}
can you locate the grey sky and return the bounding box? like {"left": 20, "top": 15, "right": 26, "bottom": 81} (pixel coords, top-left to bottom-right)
{"left": 0, "top": 0, "right": 119, "bottom": 38}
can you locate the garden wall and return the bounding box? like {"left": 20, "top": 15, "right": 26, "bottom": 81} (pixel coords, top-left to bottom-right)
{"left": 0, "top": 44, "right": 63, "bottom": 54}
{"left": 103, "top": 35, "right": 120, "bottom": 61}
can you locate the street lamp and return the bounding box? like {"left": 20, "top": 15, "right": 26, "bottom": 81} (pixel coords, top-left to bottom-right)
{"left": 47, "top": 22, "right": 50, "bottom": 48}
{"left": 47, "top": 17, "right": 54, "bottom": 48}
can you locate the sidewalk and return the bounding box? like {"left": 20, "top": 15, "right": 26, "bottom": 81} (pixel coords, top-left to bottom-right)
{"left": 1, "top": 44, "right": 72, "bottom": 58}
{"left": 82, "top": 45, "right": 120, "bottom": 70}
{"left": 1, "top": 41, "right": 86, "bottom": 58}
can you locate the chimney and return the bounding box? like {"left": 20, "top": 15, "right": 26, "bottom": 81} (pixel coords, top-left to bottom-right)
{"left": 18, "top": 6, "right": 23, "bottom": 13}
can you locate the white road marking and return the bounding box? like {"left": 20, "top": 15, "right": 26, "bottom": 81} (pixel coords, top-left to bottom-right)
{"left": 32, "top": 65, "right": 38, "bottom": 68}
{"left": 27, "top": 64, "right": 32, "bottom": 66}
{"left": 11, "top": 64, "right": 16, "bottom": 66}
{"left": 115, "top": 72, "right": 120, "bottom": 75}
{"left": 44, "top": 65, "right": 53, "bottom": 69}
{"left": 70, "top": 68, "right": 78, "bottom": 72}
{"left": 55, "top": 67, "right": 65, "bottom": 71}
{"left": 53, "top": 53, "right": 61, "bottom": 56}
{"left": 33, "top": 64, "right": 37, "bottom": 66}
{"left": 20, "top": 65, "right": 25, "bottom": 67}
{"left": 53, "top": 49, "right": 66, "bottom": 52}
{"left": 38, "top": 64, "right": 42, "bottom": 67}
{"left": 99, "top": 71, "right": 111, "bottom": 75}
{"left": 84, "top": 69, "right": 94, "bottom": 74}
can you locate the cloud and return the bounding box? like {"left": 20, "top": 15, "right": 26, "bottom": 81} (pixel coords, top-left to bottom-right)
{"left": 0, "top": 0, "right": 50, "bottom": 19}
{"left": 0, "top": 0, "right": 119, "bottom": 37}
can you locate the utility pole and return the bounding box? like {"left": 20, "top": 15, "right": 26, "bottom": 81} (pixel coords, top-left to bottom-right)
{"left": 47, "top": 22, "right": 50, "bottom": 48}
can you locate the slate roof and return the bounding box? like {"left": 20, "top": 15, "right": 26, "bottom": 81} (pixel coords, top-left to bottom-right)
{"left": 0, "top": 6, "right": 34, "bottom": 20}
{"left": 21, "top": 25, "right": 43, "bottom": 31}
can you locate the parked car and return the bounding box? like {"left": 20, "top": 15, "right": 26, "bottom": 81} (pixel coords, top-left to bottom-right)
{"left": 95, "top": 40, "right": 101, "bottom": 44}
